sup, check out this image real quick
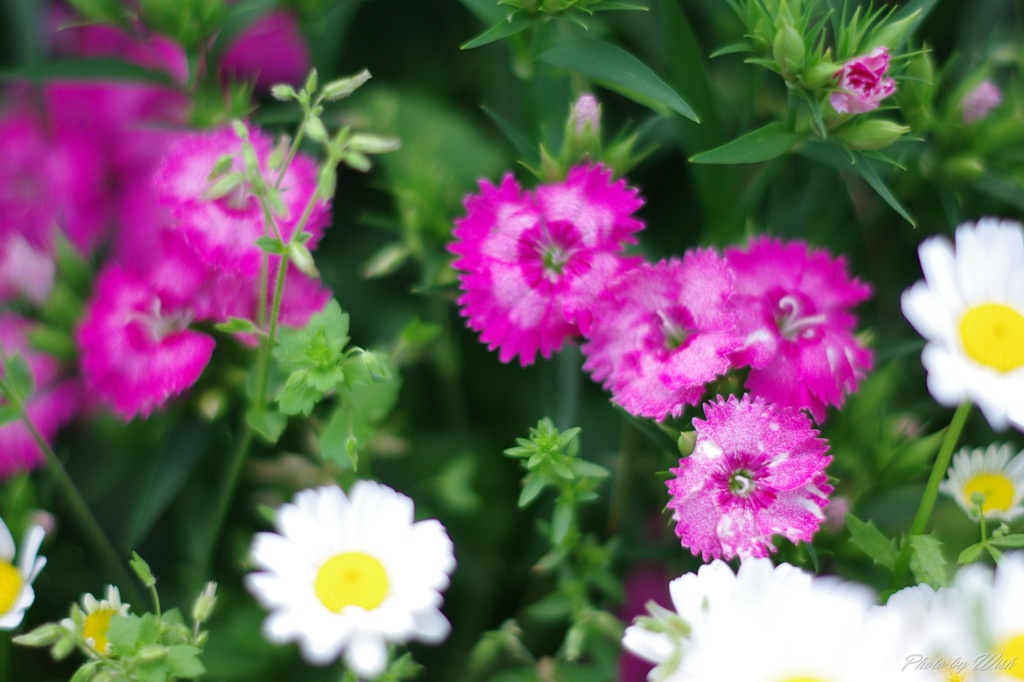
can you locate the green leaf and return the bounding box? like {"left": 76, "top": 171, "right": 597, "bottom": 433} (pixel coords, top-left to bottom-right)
{"left": 552, "top": 501, "right": 574, "bottom": 544}
{"left": 3, "top": 353, "right": 34, "bottom": 402}
{"left": 958, "top": 542, "right": 986, "bottom": 564}
{"left": 274, "top": 299, "right": 350, "bottom": 373}
{"left": 246, "top": 407, "right": 287, "bottom": 444}
{"left": 214, "top": 317, "right": 258, "bottom": 334}
{"left": 539, "top": 37, "right": 697, "bottom": 121}
{"left": 846, "top": 513, "right": 898, "bottom": 570}
{"left": 710, "top": 41, "right": 752, "bottom": 58}
{"left": 0, "top": 58, "right": 176, "bottom": 84}
{"left": 277, "top": 372, "right": 323, "bottom": 416}
{"left": 166, "top": 644, "right": 206, "bottom": 677}
{"left": 518, "top": 475, "right": 546, "bottom": 508}
{"left": 461, "top": 10, "right": 533, "bottom": 49}
{"left": 0, "top": 405, "right": 19, "bottom": 428}
{"left": 570, "top": 461, "right": 610, "bottom": 479}
{"left": 255, "top": 236, "right": 287, "bottom": 255}
{"left": 990, "top": 534, "right": 1024, "bottom": 548}
{"left": 851, "top": 154, "right": 916, "bottom": 226}
{"left": 909, "top": 535, "right": 948, "bottom": 588}
{"left": 690, "top": 122, "right": 802, "bottom": 164}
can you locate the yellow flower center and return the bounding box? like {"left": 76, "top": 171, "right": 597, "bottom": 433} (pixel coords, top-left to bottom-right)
{"left": 996, "top": 634, "right": 1024, "bottom": 680}
{"left": 777, "top": 677, "right": 829, "bottom": 682}
{"left": 959, "top": 303, "right": 1024, "bottom": 373}
{"left": 0, "top": 561, "right": 23, "bottom": 615}
{"left": 963, "top": 472, "right": 1016, "bottom": 514}
{"left": 315, "top": 551, "right": 389, "bottom": 613}
{"left": 83, "top": 608, "right": 118, "bottom": 653}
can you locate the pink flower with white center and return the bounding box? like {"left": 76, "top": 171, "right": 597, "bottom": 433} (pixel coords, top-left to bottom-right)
{"left": 155, "top": 125, "right": 329, "bottom": 278}
{"left": 962, "top": 80, "right": 1002, "bottom": 123}
{"left": 76, "top": 264, "right": 215, "bottom": 420}
{"left": 221, "top": 9, "right": 312, "bottom": 90}
{"left": 450, "top": 164, "right": 644, "bottom": 365}
{"left": 725, "top": 237, "right": 873, "bottom": 422}
{"left": 580, "top": 252, "right": 742, "bottom": 420}
{"left": 666, "top": 394, "right": 833, "bottom": 561}
{"left": 830, "top": 47, "right": 897, "bottom": 114}
{"left": 0, "top": 315, "right": 79, "bottom": 479}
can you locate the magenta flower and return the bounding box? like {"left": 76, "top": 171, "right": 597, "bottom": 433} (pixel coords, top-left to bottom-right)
{"left": 221, "top": 10, "right": 312, "bottom": 90}
{"left": 0, "top": 235, "right": 55, "bottom": 306}
{"left": 725, "top": 237, "right": 873, "bottom": 422}
{"left": 77, "top": 264, "right": 215, "bottom": 420}
{"left": 581, "top": 252, "right": 742, "bottom": 420}
{"left": 830, "top": 47, "right": 896, "bottom": 114}
{"left": 962, "top": 80, "right": 1002, "bottom": 123}
{"left": 155, "top": 125, "right": 329, "bottom": 278}
{"left": 450, "top": 164, "right": 644, "bottom": 365}
{"left": 0, "top": 315, "right": 78, "bottom": 479}
{"left": 666, "top": 395, "right": 832, "bottom": 561}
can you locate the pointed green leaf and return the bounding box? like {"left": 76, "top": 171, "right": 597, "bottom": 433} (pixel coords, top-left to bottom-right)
{"left": 539, "top": 37, "right": 698, "bottom": 121}
{"left": 461, "top": 11, "right": 532, "bottom": 49}
{"left": 958, "top": 542, "right": 986, "bottom": 564}
{"left": 710, "top": 41, "right": 752, "bottom": 58}
{"left": 690, "top": 122, "right": 803, "bottom": 164}
{"left": 846, "top": 513, "right": 898, "bottom": 570}
{"left": 909, "top": 535, "right": 948, "bottom": 588}
{"left": 552, "top": 501, "right": 574, "bottom": 544}
{"left": 990, "top": 534, "right": 1024, "bottom": 549}
{"left": 246, "top": 407, "right": 286, "bottom": 444}
{"left": 851, "top": 154, "right": 916, "bottom": 226}
{"left": 518, "top": 475, "right": 546, "bottom": 508}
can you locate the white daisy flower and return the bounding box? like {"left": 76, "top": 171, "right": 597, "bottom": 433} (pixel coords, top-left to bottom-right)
{"left": 60, "top": 585, "right": 131, "bottom": 655}
{"left": 623, "top": 559, "right": 908, "bottom": 682}
{"left": 984, "top": 552, "right": 1024, "bottom": 681}
{"left": 901, "top": 218, "right": 1024, "bottom": 431}
{"left": 940, "top": 444, "right": 1024, "bottom": 521}
{"left": 0, "top": 517, "right": 46, "bottom": 630}
{"left": 245, "top": 481, "right": 456, "bottom": 679}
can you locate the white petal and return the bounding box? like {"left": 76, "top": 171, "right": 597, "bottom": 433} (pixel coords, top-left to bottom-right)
{"left": 411, "top": 607, "right": 450, "bottom": 644}
{"left": 0, "top": 518, "right": 15, "bottom": 563}
{"left": 345, "top": 631, "right": 388, "bottom": 679}
{"left": 17, "top": 526, "right": 44, "bottom": 580}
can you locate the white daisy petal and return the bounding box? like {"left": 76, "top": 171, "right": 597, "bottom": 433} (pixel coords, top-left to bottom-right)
{"left": 0, "top": 522, "right": 46, "bottom": 631}
{"left": 246, "top": 482, "right": 455, "bottom": 678}
{"left": 904, "top": 219, "right": 1024, "bottom": 432}
{"left": 941, "top": 443, "right": 1024, "bottom": 521}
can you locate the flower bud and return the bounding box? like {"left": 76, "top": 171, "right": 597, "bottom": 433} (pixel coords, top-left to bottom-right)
{"left": 830, "top": 47, "right": 896, "bottom": 114}
{"left": 800, "top": 61, "right": 838, "bottom": 89}
{"left": 677, "top": 431, "right": 697, "bottom": 457}
{"left": 192, "top": 582, "right": 218, "bottom": 624}
{"left": 12, "top": 623, "right": 64, "bottom": 648}
{"left": 835, "top": 119, "right": 909, "bottom": 150}
{"left": 571, "top": 94, "right": 601, "bottom": 137}
{"left": 772, "top": 22, "right": 805, "bottom": 77}
{"left": 941, "top": 155, "right": 985, "bottom": 183}
{"left": 321, "top": 69, "right": 372, "bottom": 101}
{"left": 137, "top": 644, "right": 169, "bottom": 663}
{"left": 961, "top": 81, "right": 1002, "bottom": 123}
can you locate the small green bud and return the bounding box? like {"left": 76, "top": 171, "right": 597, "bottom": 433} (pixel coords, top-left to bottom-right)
{"left": 51, "top": 633, "right": 76, "bottom": 661}
{"left": 192, "top": 582, "right": 218, "bottom": 624}
{"left": 270, "top": 84, "right": 297, "bottom": 102}
{"left": 130, "top": 552, "right": 157, "bottom": 589}
{"left": 940, "top": 155, "right": 985, "bottom": 183}
{"left": 772, "top": 22, "right": 805, "bottom": 77}
{"left": 342, "top": 151, "right": 372, "bottom": 173}
{"left": 304, "top": 117, "right": 329, "bottom": 145}
{"left": 321, "top": 69, "right": 372, "bottom": 101}
{"left": 835, "top": 120, "right": 909, "bottom": 151}
{"left": 289, "top": 241, "right": 320, "bottom": 278}
{"left": 801, "top": 61, "right": 838, "bottom": 90}
{"left": 137, "top": 644, "right": 169, "bottom": 663}
{"left": 677, "top": 431, "right": 696, "bottom": 457}
{"left": 268, "top": 136, "right": 290, "bottom": 170}
{"left": 13, "top": 623, "right": 64, "bottom": 648}
{"left": 348, "top": 133, "right": 401, "bottom": 155}
{"left": 317, "top": 166, "right": 337, "bottom": 200}
{"left": 207, "top": 154, "right": 236, "bottom": 181}
{"left": 304, "top": 69, "right": 319, "bottom": 97}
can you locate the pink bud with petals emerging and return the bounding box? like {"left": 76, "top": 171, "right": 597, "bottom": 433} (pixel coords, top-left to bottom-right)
{"left": 830, "top": 47, "right": 896, "bottom": 114}
{"left": 961, "top": 80, "right": 1002, "bottom": 123}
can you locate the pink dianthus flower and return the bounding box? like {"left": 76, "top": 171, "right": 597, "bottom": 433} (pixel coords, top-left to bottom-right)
{"left": 0, "top": 315, "right": 78, "bottom": 479}
{"left": 581, "top": 252, "right": 741, "bottom": 420}
{"left": 666, "top": 395, "right": 832, "bottom": 561}
{"left": 830, "top": 47, "right": 896, "bottom": 115}
{"left": 450, "top": 164, "right": 644, "bottom": 365}
{"left": 725, "top": 237, "right": 873, "bottom": 422}
{"left": 155, "top": 125, "right": 329, "bottom": 278}
{"left": 962, "top": 80, "right": 1002, "bottom": 123}
{"left": 221, "top": 10, "right": 311, "bottom": 90}
{"left": 77, "top": 264, "right": 215, "bottom": 420}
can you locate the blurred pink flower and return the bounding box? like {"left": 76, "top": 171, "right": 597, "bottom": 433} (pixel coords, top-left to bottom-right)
{"left": 221, "top": 10, "right": 311, "bottom": 90}
{"left": 155, "top": 125, "right": 328, "bottom": 278}
{"left": 962, "top": 80, "right": 1002, "bottom": 123}
{"left": 725, "top": 237, "right": 873, "bottom": 422}
{"left": 830, "top": 47, "right": 896, "bottom": 114}
{"left": 618, "top": 563, "right": 672, "bottom": 682}
{"left": 0, "top": 315, "right": 78, "bottom": 479}
{"left": 450, "top": 164, "right": 644, "bottom": 365}
{"left": 581, "top": 252, "right": 741, "bottom": 420}
{"left": 666, "top": 395, "right": 832, "bottom": 561}
{"left": 77, "top": 264, "right": 215, "bottom": 420}
{"left": 0, "top": 235, "right": 55, "bottom": 306}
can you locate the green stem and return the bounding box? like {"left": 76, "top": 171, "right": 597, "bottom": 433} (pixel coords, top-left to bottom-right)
{"left": 0, "top": 380, "right": 143, "bottom": 605}
{"left": 890, "top": 401, "right": 972, "bottom": 589}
